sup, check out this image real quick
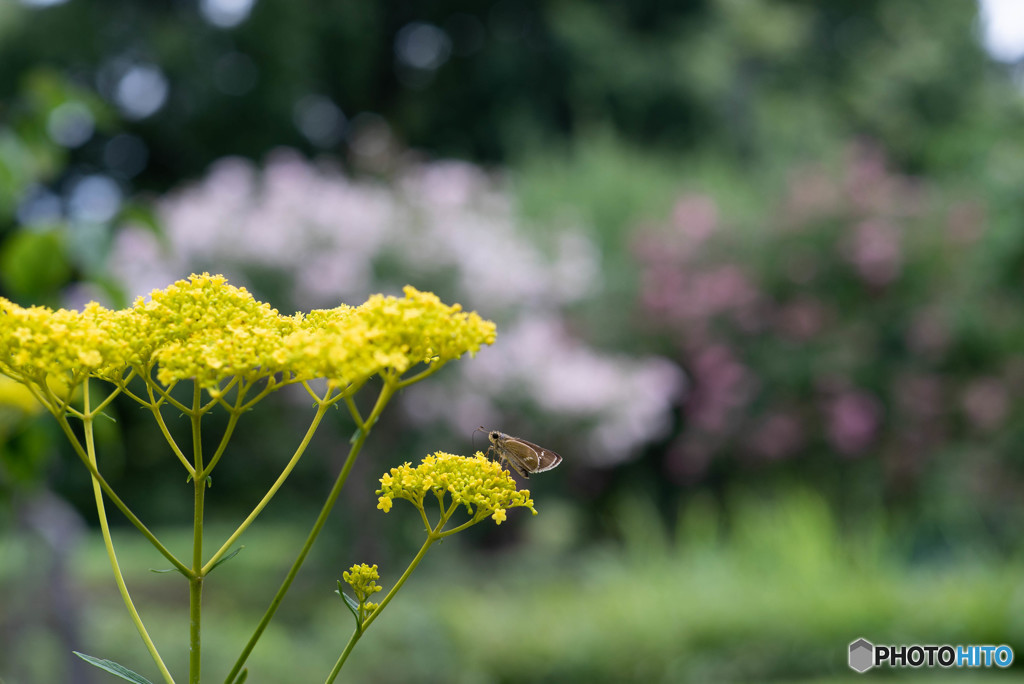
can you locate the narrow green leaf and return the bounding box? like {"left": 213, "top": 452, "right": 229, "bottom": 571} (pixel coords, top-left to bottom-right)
{"left": 209, "top": 545, "right": 245, "bottom": 573}
{"left": 230, "top": 668, "right": 249, "bottom": 684}
{"left": 149, "top": 566, "right": 190, "bottom": 578}
{"left": 336, "top": 582, "right": 361, "bottom": 629}
{"left": 73, "top": 652, "right": 154, "bottom": 684}
{"left": 349, "top": 427, "right": 364, "bottom": 444}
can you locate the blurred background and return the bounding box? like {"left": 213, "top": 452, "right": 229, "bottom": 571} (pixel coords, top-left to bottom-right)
{"left": 3, "top": 0, "right": 1024, "bottom": 681}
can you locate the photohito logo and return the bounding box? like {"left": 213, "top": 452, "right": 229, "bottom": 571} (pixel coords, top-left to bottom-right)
{"left": 849, "top": 638, "right": 1014, "bottom": 673}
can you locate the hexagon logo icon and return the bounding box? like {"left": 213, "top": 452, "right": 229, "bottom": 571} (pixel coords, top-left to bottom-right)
{"left": 849, "top": 638, "right": 874, "bottom": 673}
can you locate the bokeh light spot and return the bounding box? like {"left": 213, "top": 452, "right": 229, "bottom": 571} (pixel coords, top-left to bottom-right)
{"left": 199, "top": 0, "right": 255, "bottom": 29}
{"left": 114, "top": 64, "right": 169, "bottom": 120}
{"left": 293, "top": 95, "right": 345, "bottom": 148}
{"left": 46, "top": 101, "right": 94, "bottom": 148}
{"left": 67, "top": 175, "right": 123, "bottom": 224}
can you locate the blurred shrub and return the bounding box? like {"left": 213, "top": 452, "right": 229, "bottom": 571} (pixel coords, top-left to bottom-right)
{"left": 0, "top": 64, "right": 144, "bottom": 306}
{"left": 0, "top": 0, "right": 1001, "bottom": 183}
{"left": 634, "top": 142, "right": 1024, "bottom": 545}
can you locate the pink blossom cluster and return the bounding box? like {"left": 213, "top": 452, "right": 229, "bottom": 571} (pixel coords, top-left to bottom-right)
{"left": 635, "top": 143, "right": 1003, "bottom": 485}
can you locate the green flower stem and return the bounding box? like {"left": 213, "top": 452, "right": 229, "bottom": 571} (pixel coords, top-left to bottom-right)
{"left": 343, "top": 394, "right": 364, "bottom": 430}
{"left": 148, "top": 397, "right": 195, "bottom": 479}
{"left": 237, "top": 375, "right": 292, "bottom": 412}
{"left": 148, "top": 374, "right": 191, "bottom": 414}
{"left": 223, "top": 380, "right": 397, "bottom": 684}
{"left": 89, "top": 370, "right": 135, "bottom": 414}
{"left": 437, "top": 513, "right": 488, "bottom": 538}
{"left": 324, "top": 500, "right": 457, "bottom": 684}
{"left": 144, "top": 384, "right": 195, "bottom": 476}
{"left": 82, "top": 380, "right": 177, "bottom": 684}
{"left": 189, "top": 382, "right": 206, "bottom": 684}
{"left": 203, "top": 396, "right": 333, "bottom": 574}
{"left": 202, "top": 376, "right": 240, "bottom": 413}
{"left": 50, "top": 401, "right": 189, "bottom": 575}
{"left": 198, "top": 391, "right": 247, "bottom": 478}
{"left": 395, "top": 362, "right": 442, "bottom": 390}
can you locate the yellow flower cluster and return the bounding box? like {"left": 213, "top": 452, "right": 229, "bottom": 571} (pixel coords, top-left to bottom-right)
{"left": 132, "top": 273, "right": 297, "bottom": 387}
{"left": 377, "top": 452, "right": 536, "bottom": 525}
{"left": 0, "top": 274, "right": 496, "bottom": 398}
{"left": 283, "top": 287, "right": 496, "bottom": 389}
{"left": 342, "top": 563, "right": 383, "bottom": 611}
{"left": 0, "top": 299, "right": 130, "bottom": 386}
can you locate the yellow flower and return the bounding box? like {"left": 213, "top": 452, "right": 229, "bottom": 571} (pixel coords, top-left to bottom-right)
{"left": 376, "top": 452, "right": 536, "bottom": 527}
{"left": 0, "top": 298, "right": 131, "bottom": 392}
{"left": 0, "top": 275, "right": 496, "bottom": 400}
{"left": 285, "top": 286, "right": 496, "bottom": 389}
{"left": 343, "top": 563, "right": 383, "bottom": 605}
{"left": 127, "top": 273, "right": 299, "bottom": 388}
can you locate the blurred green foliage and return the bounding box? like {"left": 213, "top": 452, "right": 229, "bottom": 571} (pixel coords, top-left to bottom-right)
{"left": 4, "top": 493, "right": 1021, "bottom": 682}
{"left": 4, "top": 0, "right": 1024, "bottom": 680}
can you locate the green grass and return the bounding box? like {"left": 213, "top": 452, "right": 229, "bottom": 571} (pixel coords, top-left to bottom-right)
{"left": 2, "top": 491, "right": 1023, "bottom": 683}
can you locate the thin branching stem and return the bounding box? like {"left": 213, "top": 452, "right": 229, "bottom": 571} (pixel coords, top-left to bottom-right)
{"left": 189, "top": 383, "right": 206, "bottom": 684}
{"left": 82, "top": 379, "right": 177, "bottom": 684}
{"left": 224, "top": 380, "right": 396, "bottom": 684}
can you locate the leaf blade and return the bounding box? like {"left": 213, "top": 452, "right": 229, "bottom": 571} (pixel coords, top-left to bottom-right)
{"left": 73, "top": 652, "right": 154, "bottom": 684}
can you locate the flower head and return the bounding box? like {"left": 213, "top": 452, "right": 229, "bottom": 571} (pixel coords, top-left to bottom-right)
{"left": 342, "top": 563, "right": 383, "bottom": 611}
{"left": 0, "top": 275, "right": 495, "bottom": 401}
{"left": 129, "top": 273, "right": 298, "bottom": 388}
{"left": 0, "top": 298, "right": 131, "bottom": 391}
{"left": 377, "top": 451, "right": 536, "bottom": 526}
{"left": 285, "top": 286, "right": 496, "bottom": 388}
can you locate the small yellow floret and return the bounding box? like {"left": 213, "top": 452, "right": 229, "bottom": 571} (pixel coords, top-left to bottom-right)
{"left": 343, "top": 563, "right": 384, "bottom": 605}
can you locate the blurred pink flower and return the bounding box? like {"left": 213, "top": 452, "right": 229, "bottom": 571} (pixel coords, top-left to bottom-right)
{"left": 826, "top": 390, "right": 882, "bottom": 456}
{"left": 961, "top": 378, "right": 1009, "bottom": 432}
{"left": 841, "top": 219, "right": 902, "bottom": 286}
{"left": 782, "top": 165, "right": 841, "bottom": 226}
{"left": 671, "top": 194, "right": 718, "bottom": 245}
{"left": 775, "top": 297, "right": 828, "bottom": 341}
{"left": 686, "top": 344, "right": 754, "bottom": 433}
{"left": 905, "top": 308, "right": 950, "bottom": 359}
{"left": 641, "top": 263, "right": 760, "bottom": 329}
{"left": 893, "top": 373, "right": 945, "bottom": 421}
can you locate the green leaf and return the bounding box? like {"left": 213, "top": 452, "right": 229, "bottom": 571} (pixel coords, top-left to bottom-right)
{"left": 336, "top": 582, "right": 361, "bottom": 629}
{"left": 209, "top": 545, "right": 245, "bottom": 573}
{"left": 73, "top": 652, "right": 154, "bottom": 684}
{"left": 349, "top": 427, "right": 364, "bottom": 444}
{"left": 230, "top": 668, "right": 249, "bottom": 684}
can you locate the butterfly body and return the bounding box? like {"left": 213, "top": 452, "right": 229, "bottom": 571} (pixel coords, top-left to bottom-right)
{"left": 484, "top": 429, "right": 562, "bottom": 479}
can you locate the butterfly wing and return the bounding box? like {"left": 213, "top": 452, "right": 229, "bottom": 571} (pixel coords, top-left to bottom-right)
{"left": 519, "top": 438, "right": 562, "bottom": 473}
{"left": 505, "top": 437, "right": 562, "bottom": 474}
